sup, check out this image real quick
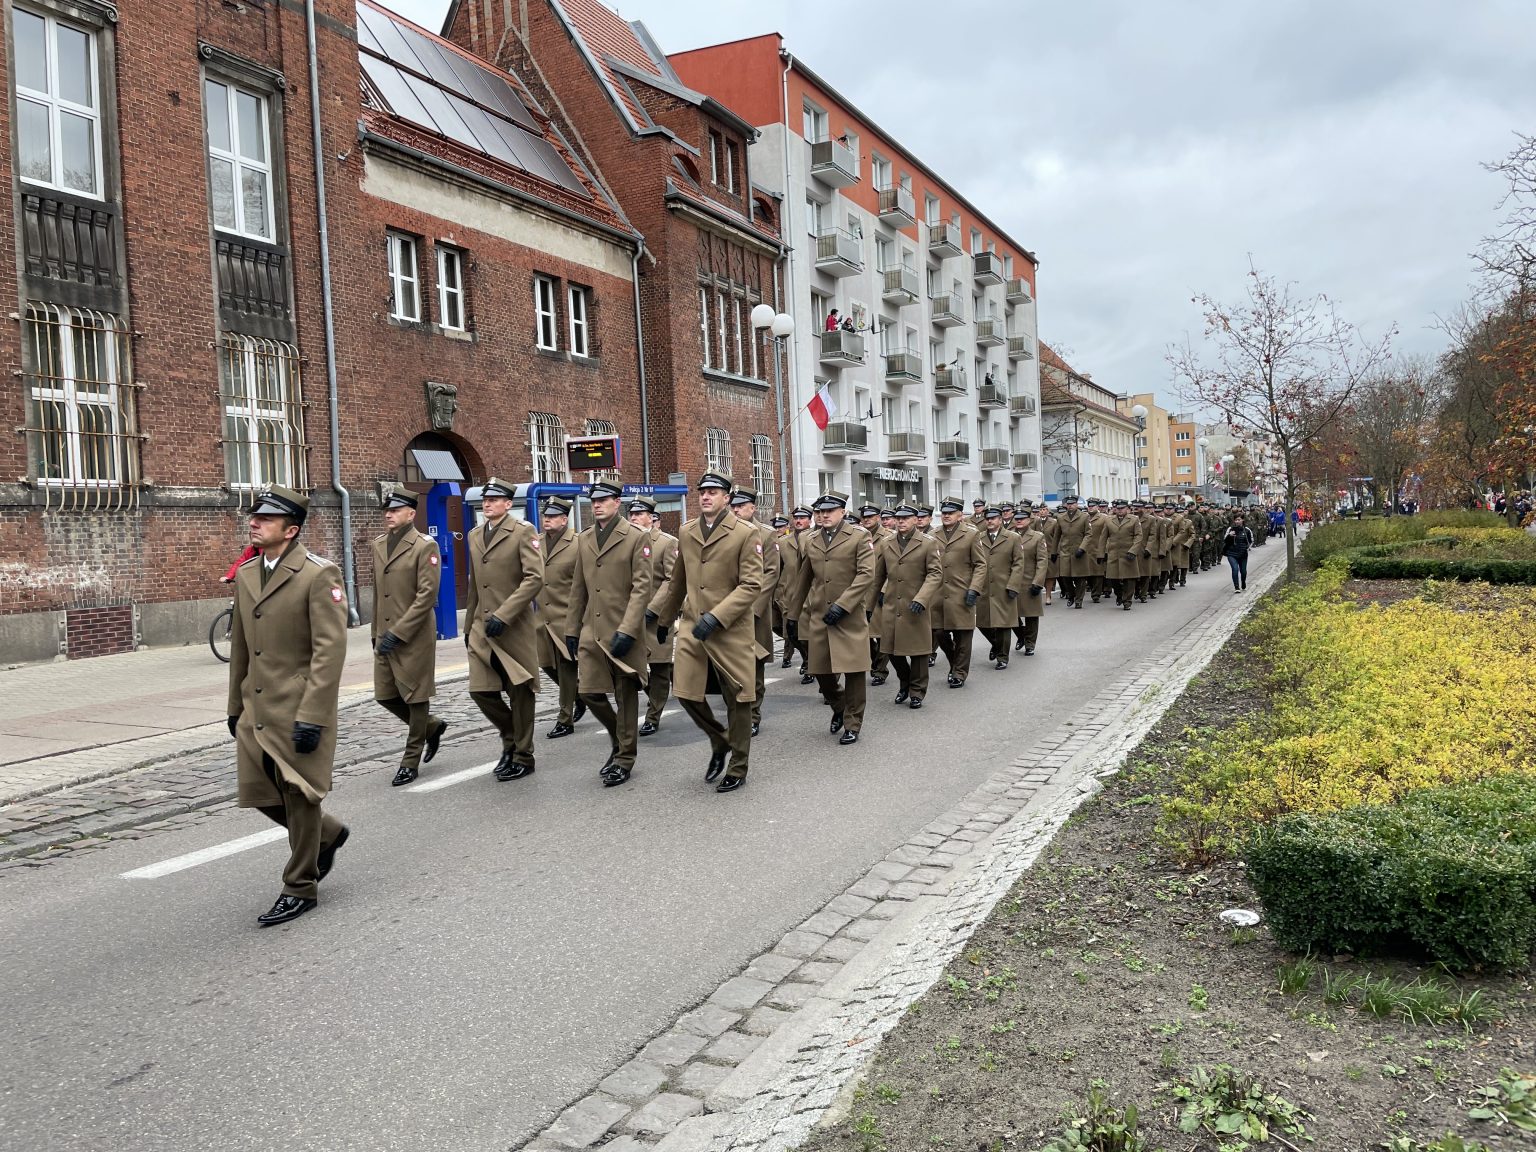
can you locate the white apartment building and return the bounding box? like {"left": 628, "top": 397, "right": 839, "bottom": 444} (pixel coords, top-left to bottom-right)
{"left": 1038, "top": 347, "right": 1139, "bottom": 504}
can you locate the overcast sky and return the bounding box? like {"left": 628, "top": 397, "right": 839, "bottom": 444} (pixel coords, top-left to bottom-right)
{"left": 392, "top": 0, "right": 1536, "bottom": 409}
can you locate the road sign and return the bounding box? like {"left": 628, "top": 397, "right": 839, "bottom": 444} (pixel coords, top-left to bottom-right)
{"left": 565, "top": 435, "right": 620, "bottom": 472}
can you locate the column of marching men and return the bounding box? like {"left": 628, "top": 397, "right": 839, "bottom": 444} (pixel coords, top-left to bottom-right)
{"left": 223, "top": 478, "right": 1245, "bottom": 925}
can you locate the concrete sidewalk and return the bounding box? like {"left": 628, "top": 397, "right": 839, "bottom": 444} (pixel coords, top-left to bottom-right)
{"left": 0, "top": 628, "right": 471, "bottom": 805}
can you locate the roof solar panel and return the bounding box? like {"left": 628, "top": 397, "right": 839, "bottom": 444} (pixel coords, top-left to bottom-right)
{"left": 402, "top": 70, "right": 484, "bottom": 152}
{"left": 438, "top": 49, "right": 540, "bottom": 132}
{"left": 517, "top": 132, "right": 586, "bottom": 194}
{"left": 447, "top": 92, "right": 526, "bottom": 168}
{"left": 361, "top": 55, "right": 438, "bottom": 132}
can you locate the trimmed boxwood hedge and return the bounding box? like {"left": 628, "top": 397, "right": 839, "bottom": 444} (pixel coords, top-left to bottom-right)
{"left": 1245, "top": 776, "right": 1536, "bottom": 971}
{"left": 1332, "top": 536, "right": 1536, "bottom": 584}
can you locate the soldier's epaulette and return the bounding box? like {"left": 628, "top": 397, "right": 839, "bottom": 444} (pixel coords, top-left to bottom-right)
{"left": 305, "top": 552, "right": 333, "bottom": 566}
{"left": 372, "top": 533, "right": 388, "bottom": 543}
{"left": 236, "top": 553, "right": 261, "bottom": 568}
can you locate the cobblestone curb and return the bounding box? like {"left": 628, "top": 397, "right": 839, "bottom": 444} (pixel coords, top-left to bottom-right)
{"left": 513, "top": 558, "right": 1287, "bottom": 1151}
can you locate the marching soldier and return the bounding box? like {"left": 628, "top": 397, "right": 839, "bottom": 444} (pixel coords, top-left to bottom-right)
{"left": 999, "top": 501, "right": 1017, "bottom": 532}
{"left": 535, "top": 496, "right": 585, "bottom": 740}
{"left": 1034, "top": 501, "right": 1061, "bottom": 604}
{"left": 858, "top": 503, "right": 892, "bottom": 686}
{"left": 1131, "top": 501, "right": 1154, "bottom": 602}
{"left": 1153, "top": 505, "right": 1174, "bottom": 595}
{"left": 871, "top": 504, "right": 942, "bottom": 708}
{"left": 729, "top": 488, "right": 781, "bottom": 737}
{"left": 930, "top": 497, "right": 987, "bottom": 689}
{"left": 371, "top": 486, "right": 447, "bottom": 788}
{"left": 227, "top": 485, "right": 349, "bottom": 927}
{"left": 976, "top": 507, "right": 1026, "bottom": 670}
{"left": 1086, "top": 498, "right": 1110, "bottom": 603}
{"left": 465, "top": 477, "right": 544, "bottom": 781}
{"left": 1169, "top": 502, "right": 1194, "bottom": 587}
{"left": 970, "top": 498, "right": 988, "bottom": 527}
{"left": 1014, "top": 509, "right": 1050, "bottom": 653}
{"left": 915, "top": 504, "right": 936, "bottom": 534}
{"left": 629, "top": 496, "right": 676, "bottom": 737}
{"left": 773, "top": 512, "right": 799, "bottom": 670}
{"left": 787, "top": 504, "right": 815, "bottom": 683}
{"left": 1055, "top": 494, "right": 1093, "bottom": 608}
{"left": 565, "top": 480, "right": 653, "bottom": 787}
{"left": 787, "top": 491, "right": 876, "bottom": 744}
{"left": 1102, "top": 499, "right": 1144, "bottom": 609}
{"left": 650, "top": 472, "right": 764, "bottom": 793}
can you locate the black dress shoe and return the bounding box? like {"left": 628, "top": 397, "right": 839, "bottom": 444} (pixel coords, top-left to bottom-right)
{"left": 1014, "top": 637, "right": 1026, "bottom": 651}
{"left": 908, "top": 697, "right": 924, "bottom": 709}
{"left": 705, "top": 748, "right": 727, "bottom": 782}
{"left": 716, "top": 775, "right": 746, "bottom": 794}
{"left": 547, "top": 721, "right": 575, "bottom": 739}
{"left": 927, "top": 654, "right": 937, "bottom": 667}
{"left": 316, "top": 825, "right": 349, "bottom": 882}
{"left": 639, "top": 720, "right": 658, "bottom": 737}
{"left": 391, "top": 764, "right": 418, "bottom": 787}
{"left": 571, "top": 700, "right": 586, "bottom": 724}
{"left": 780, "top": 654, "right": 793, "bottom": 668}
{"left": 496, "top": 761, "right": 535, "bottom": 781}
{"left": 601, "top": 765, "right": 631, "bottom": 787}
{"left": 893, "top": 689, "right": 909, "bottom": 705}
{"left": 491, "top": 749, "right": 512, "bottom": 776}
{"left": 257, "top": 894, "right": 317, "bottom": 926}
{"left": 750, "top": 721, "right": 760, "bottom": 737}
{"left": 995, "top": 659, "right": 1008, "bottom": 671}
{"left": 800, "top": 673, "right": 815, "bottom": 685}
{"left": 423, "top": 720, "right": 448, "bottom": 763}
{"left": 948, "top": 674, "right": 963, "bottom": 688}
{"left": 869, "top": 674, "right": 887, "bottom": 686}
{"left": 830, "top": 711, "right": 844, "bottom": 734}
{"left": 1025, "top": 646, "right": 1035, "bottom": 656}
{"left": 838, "top": 729, "right": 859, "bottom": 745}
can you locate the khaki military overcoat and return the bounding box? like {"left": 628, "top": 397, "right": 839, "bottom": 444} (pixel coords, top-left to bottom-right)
{"left": 464, "top": 515, "right": 544, "bottom": 692}
{"left": 1015, "top": 528, "right": 1051, "bottom": 617}
{"left": 535, "top": 523, "right": 578, "bottom": 670}
{"left": 640, "top": 526, "right": 678, "bottom": 667}
{"left": 1056, "top": 508, "right": 1095, "bottom": 578}
{"left": 929, "top": 522, "right": 988, "bottom": 630}
{"left": 371, "top": 526, "right": 440, "bottom": 703}
{"left": 774, "top": 530, "right": 801, "bottom": 614}
{"left": 228, "top": 544, "right": 348, "bottom": 807}
{"left": 651, "top": 512, "right": 764, "bottom": 703}
{"left": 1103, "top": 515, "right": 1146, "bottom": 580}
{"left": 1037, "top": 514, "right": 1062, "bottom": 580}
{"left": 788, "top": 521, "right": 877, "bottom": 675}
{"left": 750, "top": 520, "right": 782, "bottom": 660}
{"left": 976, "top": 528, "right": 1028, "bottom": 629}
{"left": 872, "top": 530, "right": 942, "bottom": 655}
{"left": 565, "top": 517, "right": 654, "bottom": 692}
{"left": 1169, "top": 513, "right": 1194, "bottom": 567}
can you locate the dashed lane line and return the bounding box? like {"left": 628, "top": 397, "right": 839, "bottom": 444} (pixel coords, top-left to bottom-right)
{"left": 119, "top": 827, "right": 287, "bottom": 880}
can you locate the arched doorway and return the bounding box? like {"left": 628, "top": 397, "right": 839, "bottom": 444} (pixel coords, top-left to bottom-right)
{"left": 400, "top": 431, "right": 485, "bottom": 605}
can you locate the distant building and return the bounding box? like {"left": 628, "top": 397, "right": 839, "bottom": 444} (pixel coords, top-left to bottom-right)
{"left": 1038, "top": 346, "right": 1137, "bottom": 504}
{"left": 1116, "top": 393, "right": 1174, "bottom": 494}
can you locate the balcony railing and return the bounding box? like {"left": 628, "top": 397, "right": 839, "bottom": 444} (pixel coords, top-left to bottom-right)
{"left": 818, "top": 328, "right": 866, "bottom": 366}
{"left": 1006, "top": 277, "right": 1033, "bottom": 304}
{"left": 975, "top": 317, "right": 1006, "bottom": 347}
{"left": 1009, "top": 393, "right": 1038, "bottom": 418}
{"left": 977, "top": 378, "right": 1007, "bottom": 408}
{"left": 930, "top": 294, "right": 965, "bottom": 327}
{"left": 822, "top": 420, "right": 868, "bottom": 454}
{"left": 934, "top": 363, "right": 967, "bottom": 397}
{"left": 814, "top": 228, "right": 863, "bottom": 276}
{"left": 881, "top": 265, "right": 919, "bottom": 305}
{"left": 936, "top": 438, "right": 970, "bottom": 464}
{"left": 973, "top": 251, "right": 1005, "bottom": 285}
{"left": 877, "top": 184, "right": 917, "bottom": 228}
{"left": 21, "top": 189, "right": 121, "bottom": 292}
{"left": 1007, "top": 335, "right": 1035, "bottom": 360}
{"left": 928, "top": 220, "right": 962, "bottom": 257}
{"left": 809, "top": 138, "right": 860, "bottom": 188}
{"left": 887, "top": 430, "right": 927, "bottom": 459}
{"left": 884, "top": 350, "right": 923, "bottom": 384}
{"left": 216, "top": 235, "right": 293, "bottom": 322}
{"left": 1012, "top": 451, "right": 1040, "bottom": 472}
{"left": 980, "top": 446, "right": 1009, "bottom": 470}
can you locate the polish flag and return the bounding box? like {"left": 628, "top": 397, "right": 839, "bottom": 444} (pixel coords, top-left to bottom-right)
{"left": 808, "top": 384, "right": 838, "bottom": 430}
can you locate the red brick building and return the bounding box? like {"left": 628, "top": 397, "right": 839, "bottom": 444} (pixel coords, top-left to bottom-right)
{"left": 0, "top": 0, "right": 644, "bottom": 660}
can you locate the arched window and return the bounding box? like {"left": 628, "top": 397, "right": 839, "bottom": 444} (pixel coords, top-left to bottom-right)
{"left": 705, "top": 427, "right": 732, "bottom": 476}
{"left": 750, "top": 433, "right": 775, "bottom": 512}
{"left": 582, "top": 418, "right": 618, "bottom": 481}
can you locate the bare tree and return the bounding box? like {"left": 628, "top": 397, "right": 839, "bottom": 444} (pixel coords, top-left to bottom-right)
{"left": 1344, "top": 355, "right": 1444, "bottom": 509}
{"left": 1168, "top": 260, "right": 1395, "bottom": 580}
{"left": 1224, "top": 443, "right": 1255, "bottom": 492}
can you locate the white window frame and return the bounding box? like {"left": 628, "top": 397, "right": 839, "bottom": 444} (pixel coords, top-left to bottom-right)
{"left": 706, "top": 426, "right": 732, "bottom": 475}
{"left": 534, "top": 274, "right": 558, "bottom": 350}
{"left": 708, "top": 130, "right": 721, "bottom": 184}
{"left": 699, "top": 286, "right": 712, "bottom": 368}
{"left": 24, "top": 303, "right": 131, "bottom": 488}
{"left": 387, "top": 232, "right": 421, "bottom": 322}
{"left": 436, "top": 245, "right": 465, "bottom": 332}
{"left": 715, "top": 291, "right": 728, "bottom": 369}
{"left": 568, "top": 284, "right": 590, "bottom": 357}
{"left": 205, "top": 78, "right": 274, "bottom": 240}
{"left": 871, "top": 153, "right": 891, "bottom": 190}
{"left": 14, "top": 7, "right": 103, "bottom": 198}
{"left": 529, "top": 411, "right": 568, "bottom": 483}
{"left": 750, "top": 433, "right": 775, "bottom": 508}
{"left": 731, "top": 296, "right": 745, "bottom": 375}
{"left": 220, "top": 332, "right": 306, "bottom": 490}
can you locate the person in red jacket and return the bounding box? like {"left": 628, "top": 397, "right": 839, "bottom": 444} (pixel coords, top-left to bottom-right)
{"left": 222, "top": 544, "right": 260, "bottom": 583}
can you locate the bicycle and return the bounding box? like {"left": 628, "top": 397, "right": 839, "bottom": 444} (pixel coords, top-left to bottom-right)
{"left": 209, "top": 600, "right": 234, "bottom": 663}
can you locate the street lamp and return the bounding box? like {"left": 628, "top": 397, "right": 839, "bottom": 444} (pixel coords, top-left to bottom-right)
{"left": 752, "top": 304, "right": 795, "bottom": 514}
{"left": 1130, "top": 403, "right": 1148, "bottom": 497}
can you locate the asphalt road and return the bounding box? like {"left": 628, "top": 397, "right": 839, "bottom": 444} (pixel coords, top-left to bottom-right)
{"left": 0, "top": 551, "right": 1280, "bottom": 1151}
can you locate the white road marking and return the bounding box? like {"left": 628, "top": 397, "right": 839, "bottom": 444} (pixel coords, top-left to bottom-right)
{"left": 407, "top": 762, "right": 499, "bottom": 793}
{"left": 120, "top": 828, "right": 286, "bottom": 880}
{"left": 764, "top": 677, "right": 782, "bottom": 686}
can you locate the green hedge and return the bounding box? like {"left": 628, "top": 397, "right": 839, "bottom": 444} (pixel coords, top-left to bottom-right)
{"left": 1245, "top": 776, "right": 1536, "bottom": 971}
{"left": 1301, "top": 512, "right": 1505, "bottom": 565}
{"left": 1328, "top": 536, "right": 1536, "bottom": 584}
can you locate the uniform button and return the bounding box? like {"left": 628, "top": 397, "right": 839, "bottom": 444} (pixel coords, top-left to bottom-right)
{"left": 254, "top": 650, "right": 262, "bottom": 656}
{"left": 255, "top": 723, "right": 264, "bottom": 731}
{"left": 255, "top": 687, "right": 262, "bottom": 694}
{"left": 253, "top": 609, "right": 262, "bottom": 618}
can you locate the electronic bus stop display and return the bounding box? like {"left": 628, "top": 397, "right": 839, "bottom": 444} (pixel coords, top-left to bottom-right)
{"left": 565, "top": 435, "right": 620, "bottom": 473}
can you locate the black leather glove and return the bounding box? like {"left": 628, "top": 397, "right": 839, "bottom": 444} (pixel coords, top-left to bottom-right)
{"left": 293, "top": 722, "right": 322, "bottom": 755}
{"left": 1125, "top": 551, "right": 1137, "bottom": 561}
{"left": 1030, "top": 584, "right": 1043, "bottom": 597}
{"left": 1143, "top": 549, "right": 1152, "bottom": 558}
{"left": 377, "top": 631, "right": 403, "bottom": 655}
{"left": 964, "top": 589, "right": 979, "bottom": 608}
{"left": 865, "top": 610, "right": 873, "bottom": 623}
{"left": 693, "top": 612, "right": 721, "bottom": 640}
{"left": 657, "top": 625, "right": 670, "bottom": 645}
{"left": 909, "top": 601, "right": 926, "bottom": 614}
{"left": 1006, "top": 588, "right": 1019, "bottom": 600}
{"left": 824, "top": 604, "right": 848, "bottom": 626}
{"left": 1099, "top": 557, "right": 1108, "bottom": 564}
{"left": 1074, "top": 548, "right": 1086, "bottom": 558}
{"left": 485, "top": 614, "right": 506, "bottom": 637}
{"left": 644, "top": 610, "right": 658, "bottom": 626}
{"left": 610, "top": 631, "right": 634, "bottom": 659}
{"left": 565, "top": 635, "right": 579, "bottom": 661}
{"left": 877, "top": 592, "right": 885, "bottom": 607}
{"left": 786, "top": 619, "right": 798, "bottom": 641}
{"left": 1050, "top": 553, "right": 1059, "bottom": 562}
{"left": 228, "top": 715, "right": 239, "bottom": 739}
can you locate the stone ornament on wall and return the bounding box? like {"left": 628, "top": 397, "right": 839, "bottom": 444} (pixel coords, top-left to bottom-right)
{"left": 425, "top": 381, "right": 458, "bottom": 431}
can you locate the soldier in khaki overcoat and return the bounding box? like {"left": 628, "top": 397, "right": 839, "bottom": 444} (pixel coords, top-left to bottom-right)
{"left": 227, "top": 485, "right": 349, "bottom": 927}
{"left": 1169, "top": 504, "right": 1194, "bottom": 586}
{"left": 629, "top": 495, "right": 676, "bottom": 736}
{"left": 929, "top": 498, "right": 987, "bottom": 689}
{"left": 1033, "top": 503, "right": 1061, "bottom": 604}
{"left": 975, "top": 507, "right": 1027, "bottom": 670}
{"left": 871, "top": 503, "right": 942, "bottom": 707}
{"left": 1055, "top": 494, "right": 1094, "bottom": 608}
{"left": 1102, "top": 499, "right": 1145, "bottom": 609}
{"left": 786, "top": 491, "right": 876, "bottom": 744}
{"left": 650, "top": 472, "right": 764, "bottom": 792}
{"left": 565, "top": 480, "right": 653, "bottom": 787}
{"left": 1013, "top": 512, "right": 1051, "bottom": 653}
{"left": 857, "top": 504, "right": 892, "bottom": 686}
{"left": 730, "top": 489, "right": 781, "bottom": 736}
{"left": 371, "top": 486, "right": 447, "bottom": 787}
{"left": 1085, "top": 498, "right": 1110, "bottom": 603}
{"left": 535, "top": 496, "right": 585, "bottom": 740}
{"left": 465, "top": 477, "right": 544, "bottom": 781}
{"left": 770, "top": 514, "right": 796, "bottom": 670}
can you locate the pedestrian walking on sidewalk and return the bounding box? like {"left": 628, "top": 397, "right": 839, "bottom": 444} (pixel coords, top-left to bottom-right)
{"left": 1222, "top": 513, "right": 1255, "bottom": 592}
{"left": 370, "top": 485, "right": 448, "bottom": 787}
{"left": 227, "top": 485, "right": 350, "bottom": 927}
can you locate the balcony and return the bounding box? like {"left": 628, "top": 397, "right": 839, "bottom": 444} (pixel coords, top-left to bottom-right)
{"left": 1008, "top": 335, "right": 1035, "bottom": 360}
{"left": 977, "top": 377, "right": 1007, "bottom": 408}
{"left": 216, "top": 235, "right": 293, "bottom": 323}
{"left": 928, "top": 220, "right": 962, "bottom": 258}
{"left": 936, "top": 438, "right": 970, "bottom": 465}
{"left": 934, "top": 363, "right": 967, "bottom": 397}
{"left": 818, "top": 328, "right": 866, "bottom": 367}
{"left": 973, "top": 251, "right": 1005, "bottom": 285}
{"left": 884, "top": 350, "right": 923, "bottom": 385}
{"left": 877, "top": 184, "right": 916, "bottom": 228}
{"left": 980, "top": 446, "right": 1009, "bottom": 470}
{"left": 814, "top": 228, "right": 864, "bottom": 276}
{"left": 930, "top": 294, "right": 965, "bottom": 327}
{"left": 975, "top": 317, "right": 1006, "bottom": 347}
{"left": 1012, "top": 451, "right": 1040, "bottom": 472}
{"left": 881, "top": 265, "right": 919, "bottom": 305}
{"left": 20, "top": 188, "right": 121, "bottom": 299}
{"left": 1009, "top": 393, "right": 1038, "bottom": 418}
{"left": 822, "top": 420, "right": 868, "bottom": 454}
{"left": 809, "top": 138, "right": 860, "bottom": 188}
{"left": 1006, "top": 277, "right": 1033, "bottom": 304}
{"left": 887, "top": 430, "right": 927, "bottom": 459}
